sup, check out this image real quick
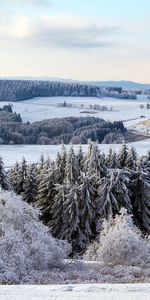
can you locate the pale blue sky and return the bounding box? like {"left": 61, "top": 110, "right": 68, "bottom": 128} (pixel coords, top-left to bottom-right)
{"left": 0, "top": 0, "right": 150, "bottom": 82}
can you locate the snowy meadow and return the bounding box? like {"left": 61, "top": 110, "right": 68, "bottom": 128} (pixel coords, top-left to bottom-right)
{"left": 0, "top": 95, "right": 149, "bottom": 124}
{"left": 0, "top": 140, "right": 150, "bottom": 168}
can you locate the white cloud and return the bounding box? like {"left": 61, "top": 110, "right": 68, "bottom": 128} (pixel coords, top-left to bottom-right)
{"left": 0, "top": 15, "right": 119, "bottom": 48}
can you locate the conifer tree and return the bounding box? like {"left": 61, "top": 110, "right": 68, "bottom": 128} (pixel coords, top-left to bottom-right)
{"left": 106, "top": 148, "right": 118, "bottom": 168}
{"left": 60, "top": 184, "right": 81, "bottom": 248}
{"left": 84, "top": 142, "right": 107, "bottom": 177}
{"left": 0, "top": 156, "right": 11, "bottom": 190}
{"left": 39, "top": 153, "right": 45, "bottom": 169}
{"left": 55, "top": 143, "right": 67, "bottom": 183}
{"left": 76, "top": 144, "right": 84, "bottom": 171}
{"left": 129, "top": 169, "right": 150, "bottom": 233}
{"left": 78, "top": 173, "right": 97, "bottom": 249}
{"left": 36, "top": 163, "right": 56, "bottom": 224}
{"left": 10, "top": 162, "right": 20, "bottom": 193}
{"left": 95, "top": 174, "right": 119, "bottom": 234}
{"left": 125, "top": 147, "right": 137, "bottom": 169}
{"left": 22, "top": 165, "right": 38, "bottom": 203}
{"left": 95, "top": 170, "right": 132, "bottom": 235}
{"left": 143, "top": 150, "right": 150, "bottom": 174}
{"left": 16, "top": 157, "right": 28, "bottom": 194}
{"left": 118, "top": 144, "right": 128, "bottom": 168}
{"left": 65, "top": 145, "right": 80, "bottom": 185}
{"left": 49, "top": 183, "right": 68, "bottom": 239}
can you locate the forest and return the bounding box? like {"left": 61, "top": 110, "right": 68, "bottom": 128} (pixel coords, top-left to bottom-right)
{"left": 0, "top": 80, "right": 137, "bottom": 101}
{"left": 0, "top": 107, "right": 126, "bottom": 144}
{"left": 0, "top": 142, "right": 149, "bottom": 254}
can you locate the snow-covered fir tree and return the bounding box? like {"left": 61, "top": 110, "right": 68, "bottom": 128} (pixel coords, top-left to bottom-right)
{"left": 0, "top": 156, "right": 11, "bottom": 190}
{"left": 65, "top": 145, "right": 80, "bottom": 185}
{"left": 22, "top": 165, "right": 38, "bottom": 203}
{"left": 143, "top": 150, "right": 150, "bottom": 174}
{"left": 111, "top": 170, "right": 132, "bottom": 211}
{"left": 118, "top": 143, "right": 128, "bottom": 168}
{"left": 39, "top": 153, "right": 45, "bottom": 169}
{"left": 95, "top": 170, "right": 132, "bottom": 235}
{"left": 95, "top": 173, "right": 119, "bottom": 235}
{"left": 49, "top": 183, "right": 68, "bottom": 239}
{"left": 55, "top": 143, "right": 67, "bottom": 183}
{"left": 11, "top": 157, "right": 28, "bottom": 195}
{"left": 36, "top": 162, "right": 56, "bottom": 224}
{"left": 78, "top": 173, "right": 97, "bottom": 250}
{"left": 59, "top": 184, "right": 81, "bottom": 249}
{"left": 10, "top": 162, "right": 19, "bottom": 193}
{"left": 129, "top": 169, "right": 150, "bottom": 233}
{"left": 84, "top": 142, "right": 107, "bottom": 177}
{"left": 106, "top": 148, "right": 118, "bottom": 169}
{"left": 125, "top": 146, "right": 137, "bottom": 169}
{"left": 76, "top": 144, "right": 84, "bottom": 171}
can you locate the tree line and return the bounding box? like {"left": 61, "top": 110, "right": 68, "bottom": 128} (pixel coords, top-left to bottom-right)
{"left": 0, "top": 80, "right": 137, "bottom": 101}
{"left": 0, "top": 143, "right": 149, "bottom": 252}
{"left": 0, "top": 115, "right": 126, "bottom": 145}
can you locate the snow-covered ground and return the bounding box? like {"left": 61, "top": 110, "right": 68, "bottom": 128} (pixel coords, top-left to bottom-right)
{"left": 0, "top": 140, "right": 150, "bottom": 168}
{"left": 0, "top": 95, "right": 149, "bottom": 126}
{"left": 129, "top": 119, "right": 150, "bottom": 135}
{"left": 0, "top": 284, "right": 150, "bottom": 300}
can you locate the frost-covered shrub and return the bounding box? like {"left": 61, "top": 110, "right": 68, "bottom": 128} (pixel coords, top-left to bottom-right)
{"left": 84, "top": 209, "right": 150, "bottom": 268}
{"left": 0, "top": 191, "right": 70, "bottom": 283}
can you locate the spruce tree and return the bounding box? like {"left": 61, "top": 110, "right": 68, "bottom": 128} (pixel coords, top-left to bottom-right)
{"left": 78, "top": 173, "right": 97, "bottom": 249}
{"left": 55, "top": 143, "right": 67, "bottom": 183}
{"left": 49, "top": 183, "right": 68, "bottom": 239}
{"left": 106, "top": 148, "right": 118, "bottom": 169}
{"left": 95, "top": 174, "right": 119, "bottom": 235}
{"left": 84, "top": 142, "right": 107, "bottom": 177}
{"left": 60, "top": 184, "right": 81, "bottom": 248}
{"left": 65, "top": 145, "right": 80, "bottom": 185}
{"left": 76, "top": 144, "right": 84, "bottom": 171}
{"left": 129, "top": 169, "right": 150, "bottom": 233}
{"left": 118, "top": 144, "right": 128, "bottom": 168}
{"left": 0, "top": 156, "right": 11, "bottom": 190}
{"left": 22, "top": 165, "right": 38, "bottom": 203}
{"left": 16, "top": 157, "right": 28, "bottom": 194}
{"left": 125, "top": 147, "right": 137, "bottom": 169}
{"left": 10, "top": 162, "right": 20, "bottom": 193}
{"left": 36, "top": 163, "right": 56, "bottom": 224}
{"left": 95, "top": 170, "right": 132, "bottom": 235}
{"left": 143, "top": 150, "right": 150, "bottom": 174}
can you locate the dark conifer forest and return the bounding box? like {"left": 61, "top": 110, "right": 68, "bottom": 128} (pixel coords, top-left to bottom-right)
{"left": 0, "top": 80, "right": 137, "bottom": 101}
{"left": 0, "top": 105, "right": 126, "bottom": 145}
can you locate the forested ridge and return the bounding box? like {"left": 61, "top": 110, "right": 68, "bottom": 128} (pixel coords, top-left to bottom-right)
{"left": 1, "top": 143, "right": 150, "bottom": 253}
{"left": 0, "top": 107, "right": 126, "bottom": 144}
{"left": 0, "top": 79, "right": 137, "bottom": 101}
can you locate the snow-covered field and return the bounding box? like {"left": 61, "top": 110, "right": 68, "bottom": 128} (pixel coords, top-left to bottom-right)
{"left": 0, "top": 95, "right": 150, "bottom": 166}
{"left": 0, "top": 95, "right": 149, "bottom": 126}
{"left": 0, "top": 284, "right": 150, "bottom": 300}
{"left": 0, "top": 139, "right": 150, "bottom": 167}
{"left": 129, "top": 119, "right": 150, "bottom": 135}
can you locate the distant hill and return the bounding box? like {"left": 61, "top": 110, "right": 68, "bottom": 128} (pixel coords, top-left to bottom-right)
{"left": 85, "top": 80, "right": 150, "bottom": 91}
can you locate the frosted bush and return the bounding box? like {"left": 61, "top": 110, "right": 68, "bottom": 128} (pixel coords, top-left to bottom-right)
{"left": 0, "top": 191, "right": 70, "bottom": 283}
{"left": 84, "top": 209, "right": 150, "bottom": 268}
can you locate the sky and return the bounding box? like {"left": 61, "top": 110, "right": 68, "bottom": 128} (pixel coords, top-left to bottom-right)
{"left": 0, "top": 0, "right": 150, "bottom": 82}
